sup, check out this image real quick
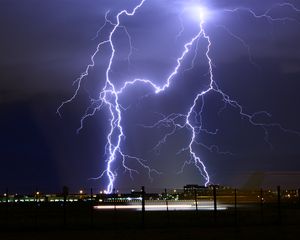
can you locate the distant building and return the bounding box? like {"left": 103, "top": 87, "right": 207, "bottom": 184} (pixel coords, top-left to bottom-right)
{"left": 184, "top": 184, "right": 205, "bottom": 191}
{"left": 183, "top": 184, "right": 209, "bottom": 197}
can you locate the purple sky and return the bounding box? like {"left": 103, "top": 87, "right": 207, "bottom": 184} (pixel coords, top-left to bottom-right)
{"left": 0, "top": 0, "right": 300, "bottom": 193}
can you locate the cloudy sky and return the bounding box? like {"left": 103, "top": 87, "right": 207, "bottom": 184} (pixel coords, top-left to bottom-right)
{"left": 1, "top": 0, "right": 300, "bottom": 193}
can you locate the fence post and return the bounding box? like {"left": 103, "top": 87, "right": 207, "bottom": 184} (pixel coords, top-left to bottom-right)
{"left": 113, "top": 188, "right": 118, "bottom": 226}
{"left": 213, "top": 185, "right": 217, "bottom": 224}
{"left": 62, "top": 186, "right": 69, "bottom": 228}
{"left": 141, "top": 186, "right": 145, "bottom": 227}
{"left": 277, "top": 186, "right": 281, "bottom": 224}
{"left": 234, "top": 189, "right": 237, "bottom": 225}
{"left": 165, "top": 188, "right": 169, "bottom": 223}
{"left": 5, "top": 188, "right": 8, "bottom": 204}
{"left": 260, "top": 188, "right": 264, "bottom": 224}
{"left": 165, "top": 189, "right": 169, "bottom": 212}
{"left": 35, "top": 188, "right": 39, "bottom": 228}
{"left": 90, "top": 188, "right": 94, "bottom": 228}
{"left": 193, "top": 189, "right": 198, "bottom": 214}
{"left": 113, "top": 188, "right": 117, "bottom": 211}
{"left": 5, "top": 188, "right": 8, "bottom": 228}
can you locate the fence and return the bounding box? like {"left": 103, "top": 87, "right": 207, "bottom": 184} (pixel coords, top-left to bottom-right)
{"left": 0, "top": 185, "right": 300, "bottom": 230}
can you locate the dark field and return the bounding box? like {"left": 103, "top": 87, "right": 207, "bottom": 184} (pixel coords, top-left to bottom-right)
{"left": 1, "top": 201, "right": 300, "bottom": 240}
{"left": 2, "top": 225, "right": 300, "bottom": 240}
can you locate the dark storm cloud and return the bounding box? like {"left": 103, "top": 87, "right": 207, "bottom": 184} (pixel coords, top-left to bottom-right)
{"left": 0, "top": 0, "right": 119, "bottom": 98}
{"left": 281, "top": 61, "right": 300, "bottom": 74}
{"left": 0, "top": 0, "right": 300, "bottom": 192}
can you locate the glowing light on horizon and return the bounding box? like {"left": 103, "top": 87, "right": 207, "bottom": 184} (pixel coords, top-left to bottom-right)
{"left": 94, "top": 202, "right": 228, "bottom": 211}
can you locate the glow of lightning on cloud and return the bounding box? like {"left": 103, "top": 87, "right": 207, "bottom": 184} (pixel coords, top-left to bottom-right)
{"left": 58, "top": 1, "right": 300, "bottom": 193}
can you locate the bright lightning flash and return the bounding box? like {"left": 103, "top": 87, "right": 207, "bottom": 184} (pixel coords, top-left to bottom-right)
{"left": 58, "top": 1, "right": 300, "bottom": 193}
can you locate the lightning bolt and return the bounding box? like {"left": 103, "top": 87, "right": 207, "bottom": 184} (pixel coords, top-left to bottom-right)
{"left": 58, "top": 0, "right": 156, "bottom": 194}
{"left": 225, "top": 2, "right": 300, "bottom": 24}
{"left": 58, "top": 1, "right": 300, "bottom": 193}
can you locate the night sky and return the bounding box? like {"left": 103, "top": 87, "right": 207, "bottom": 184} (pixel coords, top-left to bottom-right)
{"left": 1, "top": 0, "right": 300, "bottom": 193}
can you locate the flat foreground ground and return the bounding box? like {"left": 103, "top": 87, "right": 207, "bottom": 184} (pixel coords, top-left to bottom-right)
{"left": 1, "top": 202, "right": 300, "bottom": 239}
{"left": 1, "top": 225, "right": 300, "bottom": 240}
